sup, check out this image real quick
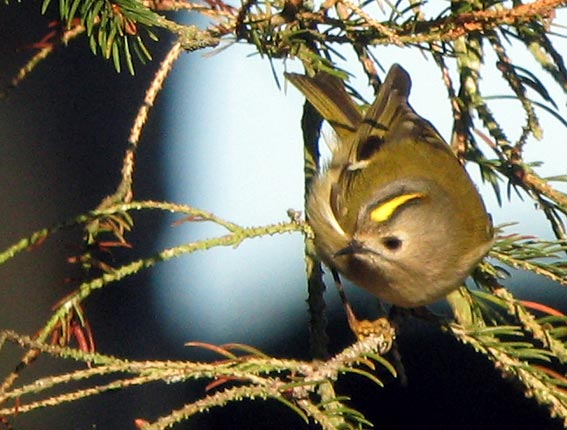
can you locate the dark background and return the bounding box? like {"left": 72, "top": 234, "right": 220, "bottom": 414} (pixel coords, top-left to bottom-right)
{"left": 0, "top": 5, "right": 563, "bottom": 429}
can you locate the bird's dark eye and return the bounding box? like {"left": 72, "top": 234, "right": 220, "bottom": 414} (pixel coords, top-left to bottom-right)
{"left": 382, "top": 236, "right": 402, "bottom": 251}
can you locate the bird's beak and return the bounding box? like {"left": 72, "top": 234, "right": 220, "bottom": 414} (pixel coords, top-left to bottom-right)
{"left": 334, "top": 240, "right": 367, "bottom": 257}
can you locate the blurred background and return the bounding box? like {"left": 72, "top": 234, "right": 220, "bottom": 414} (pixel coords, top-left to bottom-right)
{"left": 1, "top": 3, "right": 567, "bottom": 429}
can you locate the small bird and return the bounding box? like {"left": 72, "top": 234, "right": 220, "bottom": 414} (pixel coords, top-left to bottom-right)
{"left": 287, "top": 64, "right": 493, "bottom": 308}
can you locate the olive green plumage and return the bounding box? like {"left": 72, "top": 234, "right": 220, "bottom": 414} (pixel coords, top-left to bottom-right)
{"left": 287, "top": 64, "right": 493, "bottom": 307}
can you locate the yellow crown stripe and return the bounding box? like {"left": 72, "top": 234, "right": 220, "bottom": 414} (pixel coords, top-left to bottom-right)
{"left": 370, "top": 192, "right": 425, "bottom": 223}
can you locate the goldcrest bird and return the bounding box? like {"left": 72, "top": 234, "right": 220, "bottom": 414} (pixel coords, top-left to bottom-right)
{"left": 287, "top": 64, "right": 494, "bottom": 308}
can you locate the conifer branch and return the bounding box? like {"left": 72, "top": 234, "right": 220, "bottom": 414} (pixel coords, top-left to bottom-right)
{"left": 0, "top": 327, "right": 395, "bottom": 429}
{"left": 450, "top": 323, "right": 567, "bottom": 426}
